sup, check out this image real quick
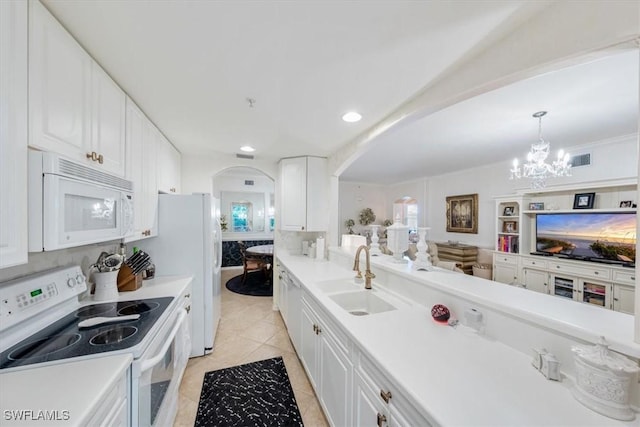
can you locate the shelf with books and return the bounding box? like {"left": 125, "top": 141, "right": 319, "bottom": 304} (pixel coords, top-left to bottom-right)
{"left": 494, "top": 196, "right": 529, "bottom": 254}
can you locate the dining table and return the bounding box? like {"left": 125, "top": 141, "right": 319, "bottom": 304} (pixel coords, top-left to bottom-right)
{"left": 246, "top": 244, "right": 274, "bottom": 283}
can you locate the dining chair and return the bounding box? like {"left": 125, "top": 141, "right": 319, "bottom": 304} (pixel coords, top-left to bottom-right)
{"left": 238, "top": 241, "right": 269, "bottom": 284}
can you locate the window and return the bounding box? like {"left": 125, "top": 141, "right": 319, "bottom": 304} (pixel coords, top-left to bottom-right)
{"left": 231, "top": 202, "right": 252, "bottom": 232}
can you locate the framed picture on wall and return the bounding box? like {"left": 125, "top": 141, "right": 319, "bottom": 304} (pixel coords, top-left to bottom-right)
{"left": 446, "top": 193, "right": 478, "bottom": 234}
{"left": 573, "top": 192, "right": 595, "bottom": 209}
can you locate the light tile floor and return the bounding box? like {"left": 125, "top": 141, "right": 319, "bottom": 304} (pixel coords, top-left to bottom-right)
{"left": 174, "top": 267, "right": 329, "bottom": 426}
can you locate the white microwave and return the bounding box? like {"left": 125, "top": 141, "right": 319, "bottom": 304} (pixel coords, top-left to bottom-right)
{"left": 28, "top": 151, "right": 134, "bottom": 252}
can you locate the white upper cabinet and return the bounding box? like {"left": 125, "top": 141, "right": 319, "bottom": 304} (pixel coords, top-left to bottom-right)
{"left": 279, "top": 156, "right": 328, "bottom": 231}
{"left": 157, "top": 134, "right": 181, "bottom": 194}
{"left": 29, "top": 1, "right": 126, "bottom": 177}
{"left": 90, "top": 65, "right": 127, "bottom": 176}
{"left": 125, "top": 98, "right": 158, "bottom": 241}
{"left": 0, "top": 0, "right": 28, "bottom": 269}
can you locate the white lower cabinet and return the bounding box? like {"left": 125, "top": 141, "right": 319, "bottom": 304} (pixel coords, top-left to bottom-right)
{"left": 85, "top": 367, "right": 130, "bottom": 427}
{"left": 296, "top": 288, "right": 430, "bottom": 427}
{"left": 300, "top": 293, "right": 352, "bottom": 427}
{"left": 613, "top": 284, "right": 635, "bottom": 314}
{"left": 493, "top": 253, "right": 519, "bottom": 284}
{"left": 357, "top": 354, "right": 432, "bottom": 427}
{"left": 522, "top": 268, "right": 548, "bottom": 294}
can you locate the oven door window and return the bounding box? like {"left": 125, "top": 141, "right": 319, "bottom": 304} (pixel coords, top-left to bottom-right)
{"left": 137, "top": 309, "right": 188, "bottom": 427}
{"left": 144, "top": 341, "right": 174, "bottom": 425}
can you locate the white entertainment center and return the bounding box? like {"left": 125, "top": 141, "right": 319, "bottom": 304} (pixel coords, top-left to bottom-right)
{"left": 493, "top": 178, "right": 637, "bottom": 314}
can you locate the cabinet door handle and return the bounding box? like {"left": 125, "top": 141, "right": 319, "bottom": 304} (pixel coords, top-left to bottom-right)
{"left": 556, "top": 266, "right": 560, "bottom": 269}
{"left": 184, "top": 294, "right": 191, "bottom": 298}
{"left": 170, "top": 187, "right": 176, "bottom": 192}
{"left": 631, "top": 277, "right": 635, "bottom": 281}
{"left": 313, "top": 324, "right": 317, "bottom": 333}
{"left": 86, "top": 151, "right": 98, "bottom": 161}
{"left": 97, "top": 153, "right": 104, "bottom": 164}
{"left": 316, "top": 326, "right": 321, "bottom": 335}
{"left": 614, "top": 297, "right": 619, "bottom": 301}
{"left": 185, "top": 305, "right": 191, "bottom": 313}
{"left": 594, "top": 271, "right": 599, "bottom": 275}
{"left": 380, "top": 389, "right": 392, "bottom": 403}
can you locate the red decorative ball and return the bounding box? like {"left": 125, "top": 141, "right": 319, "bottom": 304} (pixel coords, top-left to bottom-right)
{"left": 431, "top": 304, "right": 450, "bottom": 322}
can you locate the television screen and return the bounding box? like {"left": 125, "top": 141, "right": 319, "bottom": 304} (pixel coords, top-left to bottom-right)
{"left": 536, "top": 212, "right": 636, "bottom": 264}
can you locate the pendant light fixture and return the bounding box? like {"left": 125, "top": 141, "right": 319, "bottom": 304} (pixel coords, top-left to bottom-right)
{"left": 510, "top": 111, "right": 571, "bottom": 189}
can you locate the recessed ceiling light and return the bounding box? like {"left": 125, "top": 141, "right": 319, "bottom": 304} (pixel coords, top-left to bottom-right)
{"left": 342, "top": 111, "right": 362, "bottom": 123}
{"left": 240, "top": 145, "right": 255, "bottom": 152}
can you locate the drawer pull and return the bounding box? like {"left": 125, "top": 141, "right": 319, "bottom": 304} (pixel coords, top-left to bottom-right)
{"left": 376, "top": 413, "right": 387, "bottom": 427}
{"left": 614, "top": 297, "right": 619, "bottom": 301}
{"left": 380, "top": 389, "right": 392, "bottom": 403}
{"left": 631, "top": 277, "right": 635, "bottom": 281}
{"left": 594, "top": 271, "right": 599, "bottom": 275}
{"left": 532, "top": 262, "right": 536, "bottom": 265}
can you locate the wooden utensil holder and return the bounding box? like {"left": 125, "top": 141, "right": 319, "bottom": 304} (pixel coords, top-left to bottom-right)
{"left": 117, "top": 264, "right": 143, "bottom": 291}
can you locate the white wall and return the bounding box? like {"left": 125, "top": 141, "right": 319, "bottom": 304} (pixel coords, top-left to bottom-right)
{"left": 339, "top": 135, "right": 638, "bottom": 251}
{"left": 181, "top": 152, "right": 278, "bottom": 194}
{"left": 0, "top": 241, "right": 122, "bottom": 286}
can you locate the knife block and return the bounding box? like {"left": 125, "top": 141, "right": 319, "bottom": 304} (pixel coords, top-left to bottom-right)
{"left": 117, "top": 265, "right": 143, "bottom": 292}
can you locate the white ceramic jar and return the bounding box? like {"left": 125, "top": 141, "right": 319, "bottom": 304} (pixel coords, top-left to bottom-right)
{"left": 571, "top": 336, "right": 639, "bottom": 421}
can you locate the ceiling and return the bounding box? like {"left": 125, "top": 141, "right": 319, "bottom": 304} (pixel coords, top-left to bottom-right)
{"left": 341, "top": 49, "right": 640, "bottom": 183}
{"left": 41, "top": 1, "right": 550, "bottom": 167}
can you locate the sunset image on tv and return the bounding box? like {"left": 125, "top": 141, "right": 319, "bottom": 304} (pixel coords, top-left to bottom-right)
{"left": 536, "top": 213, "right": 636, "bottom": 263}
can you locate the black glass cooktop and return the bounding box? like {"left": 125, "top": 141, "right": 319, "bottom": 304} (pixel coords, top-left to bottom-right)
{"left": 0, "top": 297, "right": 173, "bottom": 370}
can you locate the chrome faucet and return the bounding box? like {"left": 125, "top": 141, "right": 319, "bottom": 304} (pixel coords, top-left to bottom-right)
{"left": 353, "top": 245, "right": 376, "bottom": 290}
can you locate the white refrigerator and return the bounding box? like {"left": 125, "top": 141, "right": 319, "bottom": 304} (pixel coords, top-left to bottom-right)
{"left": 140, "top": 193, "right": 221, "bottom": 357}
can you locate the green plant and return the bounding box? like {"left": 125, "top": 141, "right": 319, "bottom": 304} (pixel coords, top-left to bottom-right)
{"left": 220, "top": 214, "right": 228, "bottom": 231}
{"left": 383, "top": 219, "right": 393, "bottom": 227}
{"left": 359, "top": 208, "right": 376, "bottom": 226}
{"left": 345, "top": 218, "right": 355, "bottom": 234}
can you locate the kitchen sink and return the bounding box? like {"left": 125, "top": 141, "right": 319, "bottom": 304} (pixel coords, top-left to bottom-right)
{"left": 314, "top": 278, "right": 362, "bottom": 294}
{"left": 328, "top": 291, "right": 397, "bottom": 316}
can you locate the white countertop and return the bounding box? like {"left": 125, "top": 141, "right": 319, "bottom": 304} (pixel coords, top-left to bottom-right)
{"left": 277, "top": 250, "right": 639, "bottom": 426}
{"left": 0, "top": 354, "right": 131, "bottom": 427}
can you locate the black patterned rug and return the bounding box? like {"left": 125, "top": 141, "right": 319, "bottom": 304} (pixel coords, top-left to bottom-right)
{"left": 195, "top": 357, "right": 303, "bottom": 427}
{"left": 225, "top": 271, "right": 273, "bottom": 297}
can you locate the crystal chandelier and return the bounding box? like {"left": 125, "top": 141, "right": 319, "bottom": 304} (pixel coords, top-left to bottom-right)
{"left": 510, "top": 111, "right": 571, "bottom": 189}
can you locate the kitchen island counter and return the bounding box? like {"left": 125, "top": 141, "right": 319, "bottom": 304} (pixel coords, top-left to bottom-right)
{"left": 276, "top": 249, "right": 639, "bottom": 426}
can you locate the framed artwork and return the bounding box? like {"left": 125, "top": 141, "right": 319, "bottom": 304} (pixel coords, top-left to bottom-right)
{"left": 503, "top": 206, "right": 515, "bottom": 216}
{"left": 573, "top": 192, "right": 595, "bottom": 209}
{"left": 529, "top": 202, "right": 544, "bottom": 211}
{"left": 620, "top": 200, "right": 633, "bottom": 208}
{"left": 503, "top": 221, "right": 517, "bottom": 233}
{"left": 446, "top": 193, "right": 478, "bottom": 234}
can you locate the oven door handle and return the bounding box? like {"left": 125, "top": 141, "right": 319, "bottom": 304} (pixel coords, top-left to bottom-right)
{"left": 140, "top": 308, "right": 187, "bottom": 373}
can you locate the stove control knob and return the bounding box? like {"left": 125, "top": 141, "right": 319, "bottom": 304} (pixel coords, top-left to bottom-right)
{"left": 75, "top": 274, "right": 85, "bottom": 285}
{"left": 66, "top": 277, "right": 77, "bottom": 288}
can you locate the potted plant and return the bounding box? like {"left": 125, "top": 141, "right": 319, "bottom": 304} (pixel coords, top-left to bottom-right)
{"left": 345, "top": 218, "right": 355, "bottom": 234}
{"left": 359, "top": 208, "right": 376, "bottom": 226}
